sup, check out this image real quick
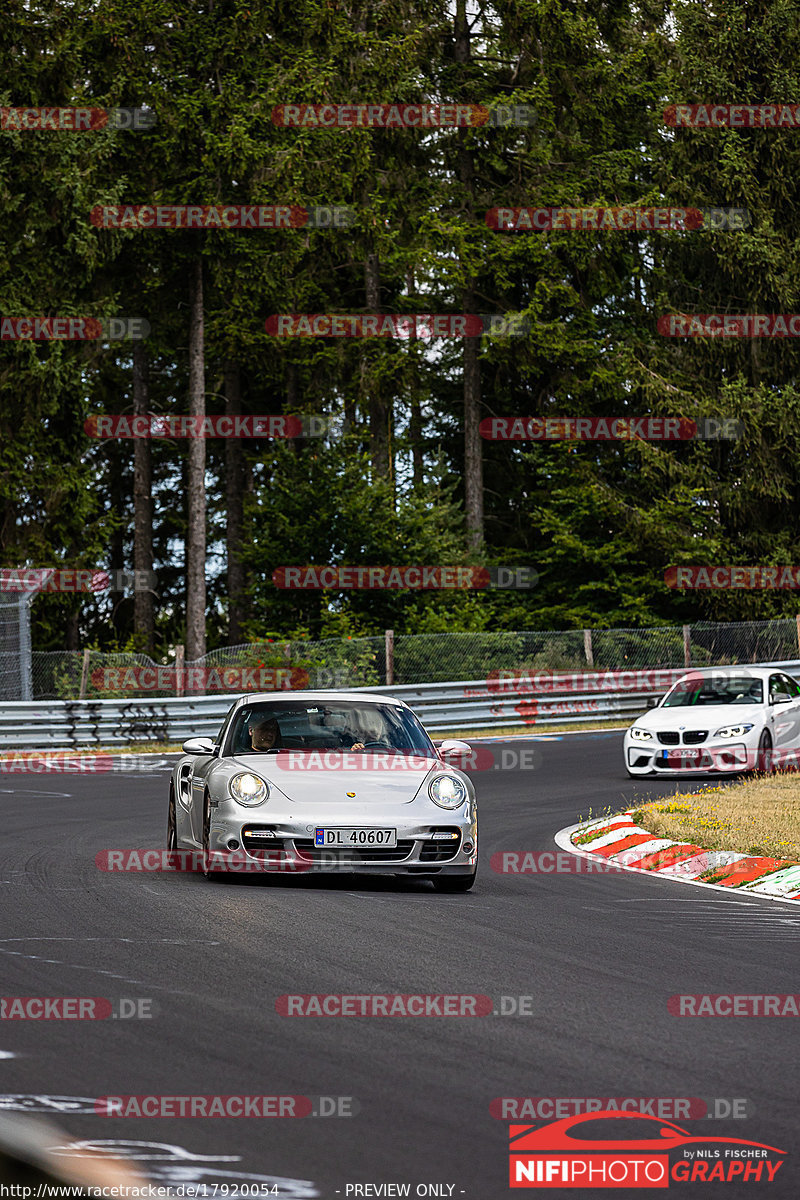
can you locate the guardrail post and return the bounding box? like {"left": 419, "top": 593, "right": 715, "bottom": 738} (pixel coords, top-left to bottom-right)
{"left": 175, "top": 644, "right": 185, "bottom": 697}
{"left": 385, "top": 629, "right": 394, "bottom": 686}
{"left": 583, "top": 629, "right": 593, "bottom": 668}
{"left": 79, "top": 648, "right": 90, "bottom": 699}
{"left": 683, "top": 625, "right": 691, "bottom": 667}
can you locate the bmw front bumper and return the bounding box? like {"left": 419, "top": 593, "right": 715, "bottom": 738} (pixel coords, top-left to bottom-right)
{"left": 625, "top": 739, "right": 753, "bottom": 775}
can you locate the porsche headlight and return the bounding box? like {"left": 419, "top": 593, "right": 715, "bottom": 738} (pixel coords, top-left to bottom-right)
{"left": 714, "top": 723, "right": 754, "bottom": 739}
{"left": 229, "top": 772, "right": 269, "bottom": 806}
{"left": 630, "top": 727, "right": 653, "bottom": 742}
{"left": 429, "top": 773, "right": 467, "bottom": 810}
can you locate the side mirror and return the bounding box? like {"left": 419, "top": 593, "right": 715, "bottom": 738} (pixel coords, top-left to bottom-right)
{"left": 646, "top": 696, "right": 661, "bottom": 709}
{"left": 770, "top": 693, "right": 793, "bottom": 705}
{"left": 182, "top": 736, "right": 216, "bottom": 755}
{"left": 437, "top": 738, "right": 472, "bottom": 761}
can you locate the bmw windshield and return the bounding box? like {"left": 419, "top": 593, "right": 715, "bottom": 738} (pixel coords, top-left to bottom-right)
{"left": 663, "top": 677, "right": 763, "bottom": 707}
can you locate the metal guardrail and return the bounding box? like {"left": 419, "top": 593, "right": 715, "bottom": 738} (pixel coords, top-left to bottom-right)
{"left": 1, "top": 662, "right": 799, "bottom": 748}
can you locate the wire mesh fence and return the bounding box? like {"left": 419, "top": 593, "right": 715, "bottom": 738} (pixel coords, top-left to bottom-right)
{"left": 24, "top": 617, "right": 800, "bottom": 700}
{"left": 0, "top": 593, "right": 33, "bottom": 702}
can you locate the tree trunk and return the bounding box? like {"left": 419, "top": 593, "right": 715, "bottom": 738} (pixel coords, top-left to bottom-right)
{"left": 225, "top": 359, "right": 246, "bottom": 645}
{"left": 186, "top": 257, "right": 206, "bottom": 661}
{"left": 362, "top": 248, "right": 392, "bottom": 482}
{"left": 406, "top": 269, "right": 424, "bottom": 487}
{"left": 455, "top": 0, "right": 484, "bottom": 549}
{"left": 132, "top": 341, "right": 154, "bottom": 654}
{"left": 108, "top": 443, "right": 125, "bottom": 639}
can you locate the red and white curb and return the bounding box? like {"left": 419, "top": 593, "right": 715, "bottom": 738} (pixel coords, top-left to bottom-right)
{"left": 555, "top": 810, "right": 800, "bottom": 905}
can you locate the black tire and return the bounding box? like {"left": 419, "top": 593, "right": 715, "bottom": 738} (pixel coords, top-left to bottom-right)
{"left": 431, "top": 872, "right": 476, "bottom": 893}
{"left": 167, "top": 787, "right": 177, "bottom": 851}
{"left": 757, "top": 730, "right": 773, "bottom": 774}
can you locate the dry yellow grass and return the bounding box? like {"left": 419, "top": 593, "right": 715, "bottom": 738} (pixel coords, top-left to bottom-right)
{"left": 632, "top": 773, "right": 800, "bottom": 862}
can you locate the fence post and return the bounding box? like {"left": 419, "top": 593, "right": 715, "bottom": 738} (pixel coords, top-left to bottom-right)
{"left": 583, "top": 629, "right": 594, "bottom": 668}
{"left": 175, "top": 644, "right": 185, "bottom": 697}
{"left": 17, "top": 595, "right": 32, "bottom": 701}
{"left": 79, "top": 648, "right": 90, "bottom": 699}
{"left": 385, "top": 629, "right": 394, "bottom": 686}
{"left": 796, "top": 614, "right": 800, "bottom": 658}
{"left": 683, "top": 625, "right": 691, "bottom": 667}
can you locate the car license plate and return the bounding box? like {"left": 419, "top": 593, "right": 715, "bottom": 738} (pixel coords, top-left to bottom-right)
{"left": 314, "top": 827, "right": 397, "bottom": 848}
{"left": 660, "top": 749, "right": 703, "bottom": 761}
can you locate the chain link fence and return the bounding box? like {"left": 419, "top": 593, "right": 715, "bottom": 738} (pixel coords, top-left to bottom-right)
{"left": 0, "top": 592, "right": 33, "bottom": 702}
{"left": 25, "top": 617, "right": 800, "bottom": 700}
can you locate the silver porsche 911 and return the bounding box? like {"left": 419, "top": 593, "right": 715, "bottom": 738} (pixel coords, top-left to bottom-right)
{"left": 167, "top": 691, "right": 478, "bottom": 892}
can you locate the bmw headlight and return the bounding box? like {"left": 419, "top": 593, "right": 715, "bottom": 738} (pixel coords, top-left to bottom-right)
{"left": 630, "top": 727, "right": 653, "bottom": 742}
{"left": 229, "top": 772, "right": 269, "bottom": 806}
{"left": 429, "top": 773, "right": 467, "bottom": 810}
{"left": 714, "top": 723, "right": 754, "bottom": 739}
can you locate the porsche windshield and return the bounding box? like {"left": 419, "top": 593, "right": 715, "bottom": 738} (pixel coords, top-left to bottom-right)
{"left": 226, "top": 700, "right": 436, "bottom": 756}
{"left": 663, "top": 677, "right": 763, "bottom": 707}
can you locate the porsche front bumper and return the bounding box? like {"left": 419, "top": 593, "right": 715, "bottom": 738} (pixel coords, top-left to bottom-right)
{"left": 207, "top": 809, "right": 478, "bottom": 875}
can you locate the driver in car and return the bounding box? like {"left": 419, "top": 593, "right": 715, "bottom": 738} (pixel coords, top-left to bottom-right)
{"left": 249, "top": 715, "right": 366, "bottom": 751}
{"left": 249, "top": 716, "right": 283, "bottom": 751}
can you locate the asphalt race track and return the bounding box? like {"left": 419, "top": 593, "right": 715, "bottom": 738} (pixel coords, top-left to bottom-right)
{"left": 1, "top": 731, "right": 798, "bottom": 1198}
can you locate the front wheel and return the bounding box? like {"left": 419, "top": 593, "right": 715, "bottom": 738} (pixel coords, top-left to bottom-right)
{"left": 757, "top": 730, "right": 773, "bottom": 774}
{"left": 431, "top": 872, "right": 476, "bottom": 893}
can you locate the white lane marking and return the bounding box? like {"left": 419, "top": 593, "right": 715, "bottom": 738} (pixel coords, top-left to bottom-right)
{"left": 49, "top": 1138, "right": 320, "bottom": 1198}
{"left": 0, "top": 788, "right": 74, "bottom": 797}
{"left": 0, "top": 940, "right": 220, "bottom": 992}
{"left": 0, "top": 938, "right": 220, "bottom": 944}
{"left": 54, "top": 1140, "right": 237, "bottom": 1161}
{"left": 554, "top": 819, "right": 800, "bottom": 908}
{"left": 0, "top": 1051, "right": 16, "bottom": 1059}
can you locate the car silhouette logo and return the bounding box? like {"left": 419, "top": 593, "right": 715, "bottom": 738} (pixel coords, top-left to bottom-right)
{"left": 509, "top": 1112, "right": 785, "bottom": 1188}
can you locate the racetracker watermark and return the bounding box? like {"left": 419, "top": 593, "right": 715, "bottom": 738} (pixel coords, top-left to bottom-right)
{"left": 84, "top": 415, "right": 328, "bottom": 439}
{"left": 665, "top": 566, "right": 800, "bottom": 589}
{"left": 1, "top": 317, "right": 149, "bottom": 340}
{"left": 271, "top": 565, "right": 537, "bottom": 589}
{"left": 1, "top": 997, "right": 153, "bottom": 1019}
{"left": 0, "top": 754, "right": 171, "bottom": 773}
{"left": 95, "top": 850, "right": 313, "bottom": 873}
{"left": 483, "top": 668, "right": 687, "bottom": 694}
{"left": 664, "top": 103, "right": 800, "bottom": 128}
{"left": 268, "top": 745, "right": 542, "bottom": 772}
{"left": 271, "top": 103, "right": 535, "bottom": 127}
{"left": 490, "top": 851, "right": 624, "bottom": 874}
{"left": 491, "top": 1098, "right": 751, "bottom": 1120}
{"left": 0, "top": 107, "right": 154, "bottom": 131}
{"left": 478, "top": 417, "right": 743, "bottom": 440}
{"left": 486, "top": 207, "right": 749, "bottom": 232}
{"left": 659, "top": 313, "right": 800, "bottom": 337}
{"left": 0, "top": 568, "right": 154, "bottom": 593}
{"left": 90, "top": 205, "right": 353, "bottom": 229}
{"left": 275, "top": 994, "right": 534, "bottom": 1016}
{"left": 265, "top": 313, "right": 529, "bottom": 337}
{"left": 90, "top": 666, "right": 308, "bottom": 691}
{"left": 95, "top": 1096, "right": 309, "bottom": 1117}
{"left": 669, "top": 994, "right": 800, "bottom": 1016}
